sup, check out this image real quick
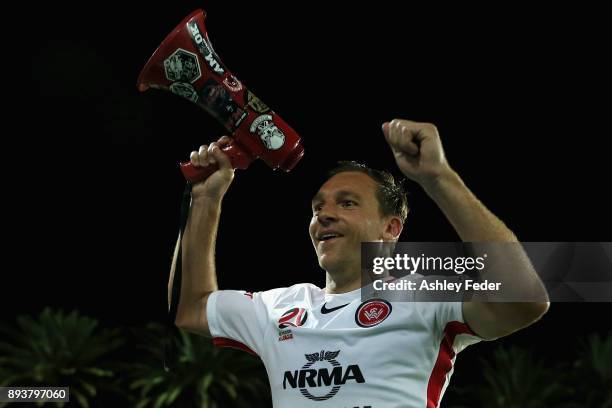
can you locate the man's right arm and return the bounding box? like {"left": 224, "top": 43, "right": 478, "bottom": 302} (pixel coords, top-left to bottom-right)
{"left": 168, "top": 136, "right": 235, "bottom": 337}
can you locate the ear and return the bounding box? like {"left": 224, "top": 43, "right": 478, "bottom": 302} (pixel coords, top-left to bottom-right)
{"left": 382, "top": 216, "right": 403, "bottom": 241}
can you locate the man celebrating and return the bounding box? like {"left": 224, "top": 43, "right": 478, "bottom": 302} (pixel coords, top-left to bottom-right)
{"left": 169, "top": 119, "right": 549, "bottom": 407}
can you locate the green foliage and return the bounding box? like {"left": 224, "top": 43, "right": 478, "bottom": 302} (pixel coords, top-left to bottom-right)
{"left": 476, "top": 345, "right": 565, "bottom": 408}
{"left": 121, "top": 323, "right": 270, "bottom": 408}
{"left": 447, "top": 331, "right": 612, "bottom": 408}
{"left": 564, "top": 331, "right": 612, "bottom": 408}
{"left": 0, "top": 308, "right": 125, "bottom": 407}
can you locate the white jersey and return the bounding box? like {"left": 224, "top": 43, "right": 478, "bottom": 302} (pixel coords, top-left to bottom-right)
{"left": 206, "top": 283, "right": 481, "bottom": 408}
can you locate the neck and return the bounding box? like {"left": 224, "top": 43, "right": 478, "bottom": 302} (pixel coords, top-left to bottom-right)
{"left": 325, "top": 272, "right": 362, "bottom": 294}
{"left": 325, "top": 268, "right": 393, "bottom": 294}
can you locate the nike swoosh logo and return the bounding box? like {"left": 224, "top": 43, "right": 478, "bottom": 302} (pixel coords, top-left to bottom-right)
{"left": 320, "top": 302, "right": 350, "bottom": 314}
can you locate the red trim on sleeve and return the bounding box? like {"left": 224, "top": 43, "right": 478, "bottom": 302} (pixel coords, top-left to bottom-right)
{"left": 426, "top": 321, "right": 474, "bottom": 408}
{"left": 212, "top": 337, "right": 259, "bottom": 357}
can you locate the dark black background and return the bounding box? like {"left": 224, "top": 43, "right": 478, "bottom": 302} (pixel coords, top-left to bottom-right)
{"left": 12, "top": 0, "right": 612, "bottom": 399}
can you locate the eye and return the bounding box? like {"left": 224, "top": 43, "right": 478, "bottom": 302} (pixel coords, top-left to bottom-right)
{"left": 312, "top": 203, "right": 322, "bottom": 214}
{"left": 341, "top": 200, "right": 357, "bottom": 208}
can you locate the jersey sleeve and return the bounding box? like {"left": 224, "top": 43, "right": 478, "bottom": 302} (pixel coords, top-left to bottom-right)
{"left": 413, "top": 281, "right": 482, "bottom": 353}
{"left": 412, "top": 274, "right": 482, "bottom": 352}
{"left": 431, "top": 301, "right": 483, "bottom": 353}
{"left": 206, "top": 290, "right": 268, "bottom": 356}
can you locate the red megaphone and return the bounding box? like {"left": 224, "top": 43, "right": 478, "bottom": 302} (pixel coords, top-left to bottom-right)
{"left": 137, "top": 9, "right": 304, "bottom": 183}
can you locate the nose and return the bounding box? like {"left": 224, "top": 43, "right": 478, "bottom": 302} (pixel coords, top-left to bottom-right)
{"left": 316, "top": 204, "right": 338, "bottom": 226}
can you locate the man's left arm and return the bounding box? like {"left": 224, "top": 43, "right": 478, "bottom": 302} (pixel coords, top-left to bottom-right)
{"left": 383, "top": 119, "right": 549, "bottom": 340}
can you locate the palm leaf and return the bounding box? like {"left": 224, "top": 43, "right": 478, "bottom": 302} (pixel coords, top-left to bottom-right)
{"left": 122, "top": 322, "right": 271, "bottom": 407}
{"left": 0, "top": 308, "right": 127, "bottom": 407}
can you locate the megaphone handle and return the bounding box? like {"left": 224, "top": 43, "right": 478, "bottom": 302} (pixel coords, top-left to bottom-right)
{"left": 179, "top": 141, "right": 254, "bottom": 183}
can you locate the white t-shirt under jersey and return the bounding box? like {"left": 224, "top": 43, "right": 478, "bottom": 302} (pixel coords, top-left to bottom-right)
{"left": 206, "top": 283, "right": 481, "bottom": 408}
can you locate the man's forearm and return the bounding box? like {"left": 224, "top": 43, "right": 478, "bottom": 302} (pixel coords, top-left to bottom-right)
{"left": 423, "top": 170, "right": 517, "bottom": 242}
{"left": 423, "top": 171, "right": 549, "bottom": 315}
{"left": 169, "top": 198, "right": 221, "bottom": 319}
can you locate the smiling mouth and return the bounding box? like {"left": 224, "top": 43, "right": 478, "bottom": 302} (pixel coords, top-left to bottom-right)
{"left": 318, "top": 236, "right": 344, "bottom": 249}
{"left": 317, "top": 233, "right": 344, "bottom": 243}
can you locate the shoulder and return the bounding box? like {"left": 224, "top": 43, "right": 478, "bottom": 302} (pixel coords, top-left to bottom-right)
{"left": 258, "top": 283, "right": 323, "bottom": 308}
